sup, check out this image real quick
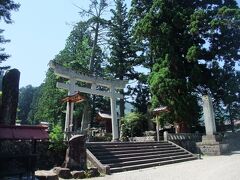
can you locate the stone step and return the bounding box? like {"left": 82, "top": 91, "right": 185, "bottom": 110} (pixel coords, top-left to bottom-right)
{"left": 88, "top": 144, "right": 174, "bottom": 152}
{"left": 95, "top": 149, "right": 184, "bottom": 160}
{"left": 107, "top": 154, "right": 193, "bottom": 168}
{"left": 87, "top": 141, "right": 197, "bottom": 174}
{"left": 87, "top": 141, "right": 168, "bottom": 148}
{"left": 91, "top": 146, "right": 180, "bottom": 156}
{"left": 100, "top": 151, "right": 188, "bottom": 164}
{"left": 110, "top": 156, "right": 197, "bottom": 173}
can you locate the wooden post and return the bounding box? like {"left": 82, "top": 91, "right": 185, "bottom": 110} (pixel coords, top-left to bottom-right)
{"left": 156, "top": 119, "right": 160, "bottom": 142}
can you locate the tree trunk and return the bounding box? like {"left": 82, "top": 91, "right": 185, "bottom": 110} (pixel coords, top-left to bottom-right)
{"left": 228, "top": 105, "right": 235, "bottom": 132}
{"left": 89, "top": 21, "right": 100, "bottom": 126}
{"left": 119, "top": 89, "right": 125, "bottom": 118}
{"left": 89, "top": 22, "right": 99, "bottom": 73}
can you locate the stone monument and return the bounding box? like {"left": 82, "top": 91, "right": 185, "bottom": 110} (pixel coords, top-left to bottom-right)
{"left": 63, "top": 135, "right": 86, "bottom": 170}
{"left": 0, "top": 69, "right": 20, "bottom": 125}
{"left": 197, "top": 94, "right": 228, "bottom": 155}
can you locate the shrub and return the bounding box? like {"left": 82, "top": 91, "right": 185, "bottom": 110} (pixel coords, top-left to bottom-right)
{"left": 121, "top": 112, "right": 148, "bottom": 140}
{"left": 49, "top": 124, "right": 65, "bottom": 152}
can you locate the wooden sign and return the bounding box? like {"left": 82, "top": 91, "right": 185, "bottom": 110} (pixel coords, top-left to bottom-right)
{"left": 62, "top": 92, "right": 86, "bottom": 103}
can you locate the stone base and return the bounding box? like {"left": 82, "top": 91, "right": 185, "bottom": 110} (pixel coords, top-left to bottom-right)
{"left": 71, "top": 170, "right": 86, "bottom": 179}
{"left": 35, "top": 170, "right": 59, "bottom": 180}
{"left": 52, "top": 167, "right": 72, "bottom": 179}
{"left": 197, "top": 135, "right": 228, "bottom": 156}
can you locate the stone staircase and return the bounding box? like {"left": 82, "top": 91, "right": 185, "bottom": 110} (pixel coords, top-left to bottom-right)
{"left": 87, "top": 141, "right": 197, "bottom": 173}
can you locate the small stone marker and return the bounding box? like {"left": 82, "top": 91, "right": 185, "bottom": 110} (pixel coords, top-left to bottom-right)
{"left": 63, "top": 135, "right": 86, "bottom": 170}
{"left": 35, "top": 170, "right": 58, "bottom": 180}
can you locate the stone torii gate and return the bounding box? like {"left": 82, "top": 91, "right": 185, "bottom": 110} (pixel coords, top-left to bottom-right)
{"left": 49, "top": 61, "right": 127, "bottom": 141}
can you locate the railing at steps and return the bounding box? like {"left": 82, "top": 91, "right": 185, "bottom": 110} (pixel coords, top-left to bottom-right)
{"left": 86, "top": 149, "right": 110, "bottom": 175}
{"left": 164, "top": 132, "right": 202, "bottom": 153}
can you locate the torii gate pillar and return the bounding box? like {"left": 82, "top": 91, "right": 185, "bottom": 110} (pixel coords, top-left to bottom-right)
{"left": 64, "top": 79, "right": 76, "bottom": 139}
{"left": 110, "top": 86, "right": 118, "bottom": 141}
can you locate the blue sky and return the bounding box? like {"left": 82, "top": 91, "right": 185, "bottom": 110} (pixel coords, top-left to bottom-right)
{"left": 1, "top": 0, "right": 240, "bottom": 87}
{"left": 2, "top": 0, "right": 96, "bottom": 87}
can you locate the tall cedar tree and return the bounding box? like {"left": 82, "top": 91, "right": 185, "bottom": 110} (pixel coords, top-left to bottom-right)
{"left": 33, "top": 70, "right": 66, "bottom": 126}
{"left": 78, "top": 0, "right": 110, "bottom": 125}
{"left": 78, "top": 0, "right": 109, "bottom": 75}
{"left": 31, "top": 21, "right": 110, "bottom": 128}
{"left": 108, "top": 0, "right": 137, "bottom": 117}
{"left": 0, "top": 0, "right": 20, "bottom": 69}
{"left": 210, "top": 61, "right": 240, "bottom": 132}
{"left": 31, "top": 22, "right": 92, "bottom": 126}
{"left": 130, "top": 0, "right": 240, "bottom": 130}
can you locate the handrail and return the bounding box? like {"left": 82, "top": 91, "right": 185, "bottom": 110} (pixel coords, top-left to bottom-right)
{"left": 86, "top": 149, "right": 110, "bottom": 174}
{"left": 167, "top": 140, "right": 199, "bottom": 159}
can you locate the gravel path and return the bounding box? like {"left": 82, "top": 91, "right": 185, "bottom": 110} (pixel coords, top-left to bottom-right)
{"left": 90, "top": 153, "right": 240, "bottom": 180}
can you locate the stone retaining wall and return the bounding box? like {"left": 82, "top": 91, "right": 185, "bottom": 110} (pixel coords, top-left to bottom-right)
{"left": 0, "top": 140, "right": 66, "bottom": 170}
{"left": 166, "top": 133, "right": 202, "bottom": 153}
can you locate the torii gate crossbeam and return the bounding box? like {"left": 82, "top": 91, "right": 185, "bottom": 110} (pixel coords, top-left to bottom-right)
{"left": 49, "top": 61, "right": 127, "bottom": 141}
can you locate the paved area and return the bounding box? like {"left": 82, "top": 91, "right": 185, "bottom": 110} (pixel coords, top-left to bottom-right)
{"left": 90, "top": 153, "right": 240, "bottom": 180}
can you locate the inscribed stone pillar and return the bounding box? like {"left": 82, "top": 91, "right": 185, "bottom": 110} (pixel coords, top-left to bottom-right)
{"left": 202, "top": 94, "right": 216, "bottom": 135}
{"left": 63, "top": 135, "right": 86, "bottom": 170}
{"left": 0, "top": 69, "right": 20, "bottom": 125}
{"left": 196, "top": 94, "right": 229, "bottom": 155}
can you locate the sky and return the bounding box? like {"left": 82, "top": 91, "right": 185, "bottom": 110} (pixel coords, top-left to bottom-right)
{"left": 1, "top": 0, "right": 240, "bottom": 88}
{"left": 1, "top": 0, "right": 97, "bottom": 87}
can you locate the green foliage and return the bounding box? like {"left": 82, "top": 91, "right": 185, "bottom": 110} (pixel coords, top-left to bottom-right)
{"left": 0, "top": 0, "right": 20, "bottom": 69}
{"left": 56, "top": 21, "right": 92, "bottom": 74}
{"left": 31, "top": 19, "right": 108, "bottom": 129}
{"left": 79, "top": 0, "right": 109, "bottom": 74}
{"left": 108, "top": 0, "right": 137, "bottom": 80}
{"left": 27, "top": 84, "right": 43, "bottom": 125}
{"left": 49, "top": 124, "right": 65, "bottom": 152}
{"left": 129, "top": 79, "right": 150, "bottom": 114}
{"left": 210, "top": 61, "right": 240, "bottom": 131}
{"left": 32, "top": 70, "right": 66, "bottom": 126}
{"left": 19, "top": 0, "right": 240, "bottom": 135}
{"left": 0, "top": 0, "right": 20, "bottom": 23}
{"left": 0, "top": 30, "right": 10, "bottom": 67}
{"left": 18, "top": 85, "right": 37, "bottom": 124}
{"left": 130, "top": 0, "right": 240, "bottom": 129}
{"left": 108, "top": 0, "right": 139, "bottom": 116}
{"left": 121, "top": 112, "right": 148, "bottom": 140}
